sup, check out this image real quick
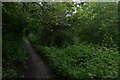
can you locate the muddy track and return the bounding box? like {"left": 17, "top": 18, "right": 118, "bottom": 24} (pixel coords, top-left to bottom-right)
{"left": 24, "top": 39, "right": 58, "bottom": 79}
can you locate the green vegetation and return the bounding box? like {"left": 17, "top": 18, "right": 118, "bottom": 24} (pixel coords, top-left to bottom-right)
{"left": 28, "top": 2, "right": 120, "bottom": 80}
{"left": 2, "top": 3, "right": 27, "bottom": 78}
{"left": 2, "top": 2, "right": 120, "bottom": 79}
{"left": 35, "top": 44, "right": 119, "bottom": 79}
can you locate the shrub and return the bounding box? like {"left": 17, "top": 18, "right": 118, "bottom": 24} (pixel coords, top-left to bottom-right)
{"left": 35, "top": 43, "right": 119, "bottom": 80}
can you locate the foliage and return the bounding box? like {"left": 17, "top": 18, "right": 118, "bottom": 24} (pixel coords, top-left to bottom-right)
{"left": 79, "top": 3, "right": 117, "bottom": 46}
{"left": 28, "top": 2, "right": 119, "bottom": 80}
{"left": 2, "top": 3, "right": 27, "bottom": 78}
{"left": 34, "top": 43, "right": 119, "bottom": 80}
{"left": 2, "top": 2, "right": 119, "bottom": 79}
{"left": 27, "top": 2, "right": 118, "bottom": 47}
{"left": 3, "top": 69, "right": 17, "bottom": 78}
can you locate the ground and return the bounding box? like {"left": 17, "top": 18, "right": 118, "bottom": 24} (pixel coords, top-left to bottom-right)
{"left": 24, "top": 39, "right": 58, "bottom": 79}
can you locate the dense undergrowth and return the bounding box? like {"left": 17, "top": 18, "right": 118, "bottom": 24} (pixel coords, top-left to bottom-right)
{"left": 2, "top": 38, "right": 27, "bottom": 78}
{"left": 2, "top": 3, "right": 27, "bottom": 78}
{"left": 28, "top": 33, "right": 120, "bottom": 80}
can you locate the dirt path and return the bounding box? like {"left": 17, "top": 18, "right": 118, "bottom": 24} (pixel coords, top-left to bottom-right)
{"left": 24, "top": 39, "right": 57, "bottom": 79}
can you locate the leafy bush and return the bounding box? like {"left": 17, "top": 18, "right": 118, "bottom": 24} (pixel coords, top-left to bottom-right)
{"left": 34, "top": 43, "right": 119, "bottom": 80}
{"left": 3, "top": 69, "right": 17, "bottom": 78}
{"left": 2, "top": 37, "right": 27, "bottom": 78}
{"left": 2, "top": 3, "right": 27, "bottom": 78}
{"left": 83, "top": 3, "right": 118, "bottom": 46}
{"left": 39, "top": 25, "right": 74, "bottom": 47}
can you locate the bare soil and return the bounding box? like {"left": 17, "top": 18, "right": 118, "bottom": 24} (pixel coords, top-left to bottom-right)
{"left": 24, "top": 39, "right": 58, "bottom": 79}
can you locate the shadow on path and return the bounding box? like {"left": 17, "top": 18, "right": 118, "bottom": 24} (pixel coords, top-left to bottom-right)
{"left": 24, "top": 38, "right": 58, "bottom": 79}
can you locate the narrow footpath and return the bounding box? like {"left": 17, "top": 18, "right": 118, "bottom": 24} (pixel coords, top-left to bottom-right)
{"left": 24, "top": 39, "right": 57, "bottom": 79}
